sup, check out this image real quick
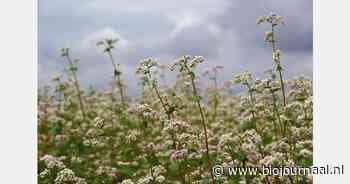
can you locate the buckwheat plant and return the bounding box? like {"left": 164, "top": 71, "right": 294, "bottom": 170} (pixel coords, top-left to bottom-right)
{"left": 97, "top": 38, "right": 127, "bottom": 108}
{"left": 60, "top": 48, "right": 86, "bottom": 119}
{"left": 136, "top": 58, "right": 174, "bottom": 120}
{"left": 171, "top": 55, "right": 215, "bottom": 184}
{"left": 232, "top": 71, "right": 257, "bottom": 121}
{"left": 262, "top": 70, "right": 284, "bottom": 137}
{"left": 257, "top": 13, "right": 287, "bottom": 106}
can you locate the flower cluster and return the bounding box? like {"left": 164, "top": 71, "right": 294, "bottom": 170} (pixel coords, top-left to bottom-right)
{"left": 96, "top": 38, "right": 119, "bottom": 53}
{"left": 256, "top": 13, "right": 285, "bottom": 26}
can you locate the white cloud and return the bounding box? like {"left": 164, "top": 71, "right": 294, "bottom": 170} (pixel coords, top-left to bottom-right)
{"left": 168, "top": 11, "right": 202, "bottom": 38}
{"left": 207, "top": 23, "right": 223, "bottom": 38}
{"left": 80, "top": 27, "right": 130, "bottom": 50}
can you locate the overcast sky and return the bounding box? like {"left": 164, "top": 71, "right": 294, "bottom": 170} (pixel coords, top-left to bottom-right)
{"left": 39, "top": 0, "right": 312, "bottom": 95}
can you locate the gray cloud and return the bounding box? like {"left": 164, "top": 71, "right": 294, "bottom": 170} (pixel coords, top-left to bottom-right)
{"left": 39, "top": 0, "right": 312, "bottom": 95}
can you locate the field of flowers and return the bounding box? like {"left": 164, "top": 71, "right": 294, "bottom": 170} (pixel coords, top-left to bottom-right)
{"left": 38, "top": 14, "right": 313, "bottom": 184}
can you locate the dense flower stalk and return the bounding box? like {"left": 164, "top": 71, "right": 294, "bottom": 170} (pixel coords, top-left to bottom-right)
{"left": 97, "top": 38, "right": 127, "bottom": 108}
{"left": 171, "top": 55, "right": 215, "bottom": 184}
{"left": 257, "top": 13, "right": 287, "bottom": 106}
{"left": 136, "top": 58, "right": 173, "bottom": 120}
{"left": 60, "top": 48, "right": 86, "bottom": 119}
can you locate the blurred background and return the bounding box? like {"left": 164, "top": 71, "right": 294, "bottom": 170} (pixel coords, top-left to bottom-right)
{"left": 39, "top": 0, "right": 312, "bottom": 96}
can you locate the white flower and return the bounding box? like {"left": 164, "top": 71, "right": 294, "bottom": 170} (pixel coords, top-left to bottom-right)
{"left": 121, "top": 179, "right": 135, "bottom": 184}
{"left": 39, "top": 169, "right": 50, "bottom": 178}
{"left": 40, "top": 155, "right": 65, "bottom": 169}
{"left": 137, "top": 176, "right": 153, "bottom": 184}
{"left": 152, "top": 165, "right": 166, "bottom": 177}
{"left": 299, "top": 149, "right": 312, "bottom": 158}
{"left": 54, "top": 168, "right": 76, "bottom": 184}
{"left": 272, "top": 50, "right": 281, "bottom": 61}
{"left": 155, "top": 175, "right": 165, "bottom": 183}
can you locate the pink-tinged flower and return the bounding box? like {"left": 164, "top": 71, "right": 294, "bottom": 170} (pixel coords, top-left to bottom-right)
{"left": 170, "top": 149, "right": 188, "bottom": 161}
{"left": 170, "top": 151, "right": 178, "bottom": 161}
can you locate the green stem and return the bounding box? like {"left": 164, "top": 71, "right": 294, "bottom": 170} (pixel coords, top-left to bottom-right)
{"left": 271, "top": 25, "right": 287, "bottom": 106}
{"left": 152, "top": 81, "right": 177, "bottom": 147}
{"left": 188, "top": 71, "right": 215, "bottom": 184}
{"left": 65, "top": 55, "right": 86, "bottom": 119}
{"left": 151, "top": 80, "right": 171, "bottom": 120}
{"left": 277, "top": 68, "right": 286, "bottom": 106}
{"left": 107, "top": 52, "right": 127, "bottom": 108}
{"left": 245, "top": 83, "right": 256, "bottom": 120}
{"left": 271, "top": 91, "right": 283, "bottom": 137}
{"left": 147, "top": 75, "right": 176, "bottom": 147}
{"left": 212, "top": 72, "right": 219, "bottom": 122}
